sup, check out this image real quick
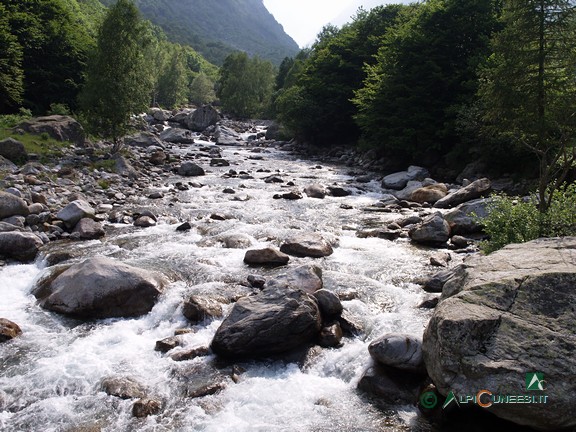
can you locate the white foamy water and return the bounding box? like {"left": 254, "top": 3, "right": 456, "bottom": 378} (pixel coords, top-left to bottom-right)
{"left": 0, "top": 140, "right": 440, "bottom": 432}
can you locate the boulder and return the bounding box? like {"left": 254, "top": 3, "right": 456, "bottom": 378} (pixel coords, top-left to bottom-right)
{"left": 32, "top": 256, "right": 168, "bottom": 318}
{"left": 100, "top": 376, "right": 147, "bottom": 399}
{"left": 56, "top": 200, "right": 95, "bottom": 229}
{"left": 410, "top": 183, "right": 448, "bottom": 204}
{"left": 244, "top": 247, "right": 290, "bottom": 266}
{"left": 423, "top": 237, "right": 576, "bottom": 431}
{"left": 124, "top": 132, "right": 164, "bottom": 149}
{"left": 149, "top": 150, "right": 167, "bottom": 166}
{"left": 0, "top": 318, "right": 22, "bottom": 342}
{"left": 0, "top": 155, "right": 17, "bottom": 173}
{"left": 265, "top": 123, "right": 281, "bottom": 140}
{"left": 303, "top": 184, "right": 327, "bottom": 199}
{"left": 178, "top": 162, "right": 205, "bottom": 177}
{"left": 185, "top": 105, "right": 219, "bottom": 132}
{"left": 312, "top": 289, "right": 343, "bottom": 318}
{"left": 382, "top": 166, "right": 429, "bottom": 190}
{"left": 160, "top": 128, "right": 195, "bottom": 144}
{"left": 211, "top": 287, "right": 322, "bottom": 358}
{"left": 265, "top": 265, "right": 323, "bottom": 294}
{"left": 409, "top": 212, "right": 450, "bottom": 245}
{"left": 434, "top": 178, "right": 491, "bottom": 208}
{"left": 72, "top": 218, "right": 105, "bottom": 240}
{"left": 150, "top": 107, "right": 171, "bottom": 122}
{"left": 358, "top": 364, "right": 423, "bottom": 405}
{"left": 318, "top": 323, "right": 343, "bottom": 348}
{"left": 132, "top": 398, "right": 161, "bottom": 418}
{"left": 280, "top": 233, "right": 334, "bottom": 258}
{"left": 16, "top": 115, "right": 85, "bottom": 145}
{"left": 0, "top": 191, "right": 29, "bottom": 218}
{"left": 0, "top": 138, "right": 27, "bottom": 163}
{"left": 368, "top": 334, "right": 425, "bottom": 373}
{"left": 0, "top": 232, "right": 43, "bottom": 261}
{"left": 327, "top": 186, "right": 351, "bottom": 197}
{"left": 182, "top": 295, "right": 223, "bottom": 324}
{"left": 444, "top": 198, "right": 491, "bottom": 235}
{"left": 214, "top": 125, "right": 240, "bottom": 146}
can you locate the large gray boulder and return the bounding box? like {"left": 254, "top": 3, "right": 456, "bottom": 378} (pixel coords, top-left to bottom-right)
{"left": 382, "top": 166, "right": 429, "bottom": 190}
{"left": 434, "top": 177, "right": 491, "bottom": 208}
{"left": 0, "top": 155, "right": 18, "bottom": 173}
{"left": 177, "top": 162, "right": 205, "bottom": 177}
{"left": 409, "top": 212, "right": 450, "bottom": 245}
{"left": 32, "top": 256, "right": 168, "bottom": 318}
{"left": 0, "top": 232, "right": 43, "bottom": 261}
{"left": 0, "top": 191, "right": 29, "bottom": 218}
{"left": 266, "top": 265, "right": 323, "bottom": 294}
{"left": 214, "top": 125, "right": 240, "bottom": 146}
{"left": 159, "top": 128, "right": 195, "bottom": 144}
{"left": 423, "top": 237, "right": 576, "bottom": 431}
{"left": 56, "top": 200, "right": 95, "bottom": 229}
{"left": 0, "top": 138, "right": 27, "bottom": 163}
{"left": 368, "top": 334, "right": 425, "bottom": 373}
{"left": 444, "top": 198, "right": 490, "bottom": 235}
{"left": 124, "top": 132, "right": 164, "bottom": 149}
{"left": 211, "top": 287, "right": 322, "bottom": 358}
{"left": 72, "top": 218, "right": 105, "bottom": 240}
{"left": 16, "top": 115, "right": 85, "bottom": 145}
{"left": 185, "top": 105, "right": 219, "bottom": 132}
{"left": 280, "top": 233, "right": 334, "bottom": 257}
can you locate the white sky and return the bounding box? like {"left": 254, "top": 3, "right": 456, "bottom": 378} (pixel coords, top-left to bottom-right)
{"left": 263, "top": 0, "right": 404, "bottom": 47}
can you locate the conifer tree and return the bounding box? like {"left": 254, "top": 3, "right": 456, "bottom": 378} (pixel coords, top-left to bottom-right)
{"left": 479, "top": 0, "right": 576, "bottom": 210}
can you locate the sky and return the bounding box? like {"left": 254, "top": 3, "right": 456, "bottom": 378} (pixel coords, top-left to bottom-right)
{"left": 263, "top": 0, "right": 407, "bottom": 47}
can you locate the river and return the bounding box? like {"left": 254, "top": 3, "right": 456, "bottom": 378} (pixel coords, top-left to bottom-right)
{"left": 0, "top": 135, "right": 441, "bottom": 431}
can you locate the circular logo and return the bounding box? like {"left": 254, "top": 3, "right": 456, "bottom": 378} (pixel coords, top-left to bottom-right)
{"left": 419, "top": 391, "right": 438, "bottom": 409}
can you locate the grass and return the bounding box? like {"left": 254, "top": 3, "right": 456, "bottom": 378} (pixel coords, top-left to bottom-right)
{"left": 1, "top": 112, "right": 72, "bottom": 164}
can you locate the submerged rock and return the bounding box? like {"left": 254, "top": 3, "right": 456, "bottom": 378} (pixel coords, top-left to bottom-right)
{"left": 0, "top": 318, "right": 22, "bottom": 342}
{"left": 32, "top": 256, "right": 168, "bottom": 318}
{"left": 266, "top": 265, "right": 323, "bottom": 294}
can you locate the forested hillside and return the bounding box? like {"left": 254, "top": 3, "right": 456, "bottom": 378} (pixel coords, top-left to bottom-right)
{"left": 0, "top": 0, "right": 217, "bottom": 115}
{"left": 98, "top": 0, "right": 300, "bottom": 65}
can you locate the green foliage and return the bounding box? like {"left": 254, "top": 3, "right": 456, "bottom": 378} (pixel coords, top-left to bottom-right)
{"left": 48, "top": 103, "right": 71, "bottom": 116}
{"left": 189, "top": 72, "right": 216, "bottom": 105}
{"left": 1, "top": 0, "right": 94, "bottom": 113}
{"left": 354, "top": 0, "right": 498, "bottom": 163}
{"left": 80, "top": 0, "right": 154, "bottom": 148}
{"left": 0, "top": 3, "right": 24, "bottom": 112}
{"left": 478, "top": 0, "right": 576, "bottom": 211}
{"left": 480, "top": 184, "right": 576, "bottom": 253}
{"left": 92, "top": 159, "right": 116, "bottom": 172}
{"left": 0, "top": 108, "right": 32, "bottom": 130}
{"left": 275, "top": 6, "right": 405, "bottom": 146}
{"left": 0, "top": 127, "right": 71, "bottom": 164}
{"left": 156, "top": 46, "right": 189, "bottom": 109}
{"left": 217, "top": 52, "right": 275, "bottom": 118}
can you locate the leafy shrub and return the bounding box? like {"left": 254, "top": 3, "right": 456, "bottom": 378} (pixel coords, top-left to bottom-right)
{"left": 48, "top": 103, "right": 70, "bottom": 116}
{"left": 480, "top": 184, "right": 576, "bottom": 253}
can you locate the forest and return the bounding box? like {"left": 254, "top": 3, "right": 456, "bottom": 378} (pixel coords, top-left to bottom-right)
{"left": 1, "top": 0, "right": 576, "bottom": 195}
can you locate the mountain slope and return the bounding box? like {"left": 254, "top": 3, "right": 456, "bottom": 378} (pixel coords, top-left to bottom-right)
{"left": 101, "top": 0, "right": 299, "bottom": 65}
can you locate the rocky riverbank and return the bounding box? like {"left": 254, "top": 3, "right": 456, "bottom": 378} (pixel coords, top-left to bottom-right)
{"left": 0, "top": 107, "right": 574, "bottom": 431}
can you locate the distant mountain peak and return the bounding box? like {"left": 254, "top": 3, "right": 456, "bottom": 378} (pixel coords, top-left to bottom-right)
{"left": 101, "top": 0, "right": 299, "bottom": 65}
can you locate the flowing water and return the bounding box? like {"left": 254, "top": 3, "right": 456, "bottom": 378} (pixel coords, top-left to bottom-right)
{"left": 0, "top": 136, "right": 442, "bottom": 432}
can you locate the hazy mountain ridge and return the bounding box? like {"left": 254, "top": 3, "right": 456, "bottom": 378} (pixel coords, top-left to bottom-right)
{"left": 100, "top": 0, "right": 299, "bottom": 65}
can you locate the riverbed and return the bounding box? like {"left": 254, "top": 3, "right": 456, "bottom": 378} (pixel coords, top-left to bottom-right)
{"left": 0, "top": 137, "right": 442, "bottom": 431}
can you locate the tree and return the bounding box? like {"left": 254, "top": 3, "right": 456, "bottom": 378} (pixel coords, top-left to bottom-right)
{"left": 478, "top": 0, "right": 576, "bottom": 211}
{"left": 80, "top": 0, "right": 153, "bottom": 151}
{"left": 217, "top": 52, "right": 275, "bottom": 118}
{"left": 1, "top": 0, "right": 92, "bottom": 113}
{"left": 189, "top": 72, "right": 216, "bottom": 105}
{"left": 354, "top": 0, "right": 497, "bottom": 163}
{"left": 275, "top": 6, "right": 405, "bottom": 146}
{"left": 156, "top": 46, "right": 188, "bottom": 109}
{"left": 0, "top": 3, "right": 23, "bottom": 112}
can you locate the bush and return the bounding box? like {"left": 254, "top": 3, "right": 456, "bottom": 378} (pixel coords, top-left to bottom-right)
{"left": 480, "top": 184, "right": 576, "bottom": 253}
